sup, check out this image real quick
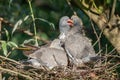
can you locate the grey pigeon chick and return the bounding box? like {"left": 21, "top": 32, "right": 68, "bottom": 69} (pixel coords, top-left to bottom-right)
{"left": 24, "top": 16, "right": 73, "bottom": 69}
{"left": 28, "top": 39, "right": 68, "bottom": 69}
{"left": 63, "top": 15, "right": 98, "bottom": 66}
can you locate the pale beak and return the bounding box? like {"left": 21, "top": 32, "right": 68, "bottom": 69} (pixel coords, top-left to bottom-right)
{"left": 67, "top": 19, "right": 73, "bottom": 27}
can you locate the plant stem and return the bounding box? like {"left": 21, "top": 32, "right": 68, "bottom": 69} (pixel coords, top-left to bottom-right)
{"left": 28, "top": 0, "right": 38, "bottom": 46}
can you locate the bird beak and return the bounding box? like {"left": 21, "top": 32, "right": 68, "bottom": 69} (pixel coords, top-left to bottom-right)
{"left": 67, "top": 19, "right": 73, "bottom": 27}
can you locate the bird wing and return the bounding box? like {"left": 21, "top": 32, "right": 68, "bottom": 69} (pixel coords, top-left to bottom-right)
{"left": 29, "top": 47, "right": 67, "bottom": 69}
{"left": 65, "top": 33, "right": 96, "bottom": 60}
{"left": 52, "top": 48, "right": 68, "bottom": 66}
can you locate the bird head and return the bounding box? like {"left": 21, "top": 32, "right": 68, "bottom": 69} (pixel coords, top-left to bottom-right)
{"left": 71, "top": 15, "right": 83, "bottom": 26}
{"left": 59, "top": 16, "right": 73, "bottom": 40}
{"left": 59, "top": 16, "right": 73, "bottom": 28}
{"left": 50, "top": 39, "right": 64, "bottom": 50}
{"left": 70, "top": 15, "right": 85, "bottom": 34}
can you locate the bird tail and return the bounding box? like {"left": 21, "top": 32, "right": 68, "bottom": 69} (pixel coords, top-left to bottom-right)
{"left": 82, "top": 56, "right": 104, "bottom": 63}
{"left": 90, "top": 56, "right": 104, "bottom": 61}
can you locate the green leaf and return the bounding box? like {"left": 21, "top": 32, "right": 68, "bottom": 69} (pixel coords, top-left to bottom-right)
{"left": 106, "top": 0, "right": 111, "bottom": 4}
{"left": 1, "top": 41, "right": 8, "bottom": 56}
{"left": 49, "top": 23, "right": 55, "bottom": 30}
{"left": 12, "top": 15, "right": 30, "bottom": 35}
{"left": 35, "top": 18, "right": 56, "bottom": 30}
{"left": 22, "top": 39, "right": 35, "bottom": 45}
{"left": 7, "top": 41, "right": 18, "bottom": 48}
{"left": 4, "top": 28, "right": 9, "bottom": 41}
{"left": 23, "top": 15, "right": 30, "bottom": 21}
{"left": 9, "top": 0, "right": 13, "bottom": 8}
{"left": 12, "top": 19, "right": 22, "bottom": 35}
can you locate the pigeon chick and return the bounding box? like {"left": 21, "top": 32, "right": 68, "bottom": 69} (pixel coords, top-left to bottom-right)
{"left": 28, "top": 39, "right": 68, "bottom": 69}
{"left": 63, "top": 15, "right": 99, "bottom": 66}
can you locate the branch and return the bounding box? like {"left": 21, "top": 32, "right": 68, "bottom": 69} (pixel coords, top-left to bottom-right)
{"left": 0, "top": 55, "right": 20, "bottom": 65}
{"left": 0, "top": 18, "right": 2, "bottom": 39}
{"left": 66, "top": 0, "right": 77, "bottom": 15}
{"left": 71, "top": 0, "right": 102, "bottom": 14}
{"left": 109, "top": 0, "right": 117, "bottom": 21}
{"left": 0, "top": 66, "right": 33, "bottom": 80}
{"left": 90, "top": 20, "right": 103, "bottom": 51}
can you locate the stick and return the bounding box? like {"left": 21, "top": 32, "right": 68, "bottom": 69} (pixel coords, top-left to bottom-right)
{"left": 0, "top": 66, "right": 33, "bottom": 80}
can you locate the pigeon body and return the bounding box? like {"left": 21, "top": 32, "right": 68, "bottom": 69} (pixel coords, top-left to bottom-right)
{"left": 62, "top": 15, "right": 98, "bottom": 66}
{"left": 27, "top": 39, "right": 68, "bottom": 69}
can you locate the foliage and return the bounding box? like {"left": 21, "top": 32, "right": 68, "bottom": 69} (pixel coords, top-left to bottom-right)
{"left": 0, "top": 0, "right": 120, "bottom": 79}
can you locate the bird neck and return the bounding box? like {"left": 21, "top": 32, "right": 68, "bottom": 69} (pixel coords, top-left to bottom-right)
{"left": 59, "top": 32, "right": 66, "bottom": 40}
{"left": 66, "top": 26, "right": 85, "bottom": 37}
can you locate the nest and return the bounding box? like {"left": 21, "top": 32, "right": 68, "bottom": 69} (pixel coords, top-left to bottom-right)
{"left": 0, "top": 53, "right": 119, "bottom": 80}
